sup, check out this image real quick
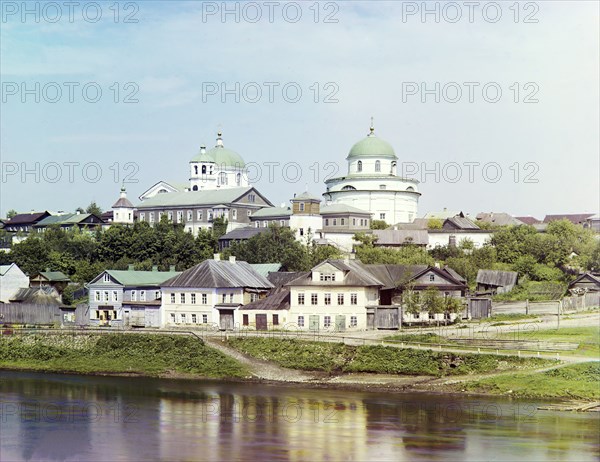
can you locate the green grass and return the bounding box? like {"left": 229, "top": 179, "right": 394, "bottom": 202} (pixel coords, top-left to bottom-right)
{"left": 461, "top": 362, "right": 600, "bottom": 400}
{"left": 0, "top": 333, "right": 248, "bottom": 378}
{"left": 485, "top": 313, "right": 540, "bottom": 323}
{"left": 227, "top": 337, "right": 552, "bottom": 376}
{"left": 496, "top": 327, "right": 600, "bottom": 358}
{"left": 384, "top": 333, "right": 451, "bottom": 344}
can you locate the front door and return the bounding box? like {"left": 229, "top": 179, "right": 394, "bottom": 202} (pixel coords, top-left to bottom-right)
{"left": 335, "top": 315, "right": 346, "bottom": 332}
{"left": 309, "top": 315, "right": 320, "bottom": 331}
{"left": 219, "top": 310, "right": 234, "bottom": 330}
{"left": 255, "top": 314, "right": 268, "bottom": 331}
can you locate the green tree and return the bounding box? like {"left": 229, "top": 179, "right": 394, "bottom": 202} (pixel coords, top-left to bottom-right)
{"left": 85, "top": 201, "right": 103, "bottom": 217}
{"left": 6, "top": 209, "right": 17, "bottom": 220}
{"left": 212, "top": 217, "right": 229, "bottom": 239}
{"left": 427, "top": 218, "right": 443, "bottom": 229}
{"left": 370, "top": 220, "right": 388, "bottom": 230}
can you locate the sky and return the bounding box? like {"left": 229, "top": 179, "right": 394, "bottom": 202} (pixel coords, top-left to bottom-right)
{"left": 1, "top": 0, "right": 598, "bottom": 219}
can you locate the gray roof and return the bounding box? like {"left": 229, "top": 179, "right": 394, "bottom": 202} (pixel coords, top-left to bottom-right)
{"left": 11, "top": 287, "right": 61, "bottom": 305}
{"left": 162, "top": 259, "right": 273, "bottom": 289}
{"left": 218, "top": 227, "right": 266, "bottom": 241}
{"left": 112, "top": 197, "right": 134, "bottom": 208}
{"left": 268, "top": 272, "right": 305, "bottom": 287}
{"left": 543, "top": 213, "right": 595, "bottom": 224}
{"left": 423, "top": 210, "right": 464, "bottom": 220}
{"left": 443, "top": 216, "right": 480, "bottom": 230}
{"left": 239, "top": 287, "right": 290, "bottom": 311}
{"left": 250, "top": 206, "right": 292, "bottom": 218}
{"left": 476, "top": 213, "right": 523, "bottom": 227}
{"left": 476, "top": 270, "right": 518, "bottom": 287}
{"left": 372, "top": 229, "right": 429, "bottom": 246}
{"left": 443, "top": 266, "right": 467, "bottom": 283}
{"left": 320, "top": 204, "right": 371, "bottom": 216}
{"left": 293, "top": 191, "right": 321, "bottom": 202}
{"left": 137, "top": 187, "right": 271, "bottom": 209}
{"left": 286, "top": 259, "right": 384, "bottom": 287}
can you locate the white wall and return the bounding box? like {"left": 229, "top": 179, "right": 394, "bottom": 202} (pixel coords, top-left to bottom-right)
{"left": 427, "top": 231, "right": 493, "bottom": 249}
{"left": 0, "top": 264, "right": 29, "bottom": 303}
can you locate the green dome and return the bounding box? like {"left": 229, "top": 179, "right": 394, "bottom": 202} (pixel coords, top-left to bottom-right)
{"left": 190, "top": 133, "right": 246, "bottom": 168}
{"left": 347, "top": 134, "right": 397, "bottom": 160}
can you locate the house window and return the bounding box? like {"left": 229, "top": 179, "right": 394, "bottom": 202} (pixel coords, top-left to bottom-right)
{"left": 131, "top": 290, "right": 137, "bottom": 301}
{"left": 202, "top": 314, "right": 208, "bottom": 323}
{"left": 197, "top": 210, "right": 203, "bottom": 220}
{"left": 298, "top": 293, "right": 305, "bottom": 305}
{"left": 324, "top": 293, "right": 331, "bottom": 305}
{"left": 191, "top": 294, "right": 196, "bottom": 304}
{"left": 112, "top": 291, "right": 118, "bottom": 302}
{"left": 192, "top": 314, "right": 197, "bottom": 324}
{"left": 103, "top": 273, "right": 110, "bottom": 282}
{"left": 337, "top": 294, "right": 344, "bottom": 305}
{"left": 350, "top": 293, "right": 357, "bottom": 305}
{"left": 94, "top": 291, "right": 100, "bottom": 302}
{"left": 414, "top": 312, "right": 420, "bottom": 319}
{"left": 350, "top": 316, "right": 357, "bottom": 327}
{"left": 202, "top": 294, "right": 207, "bottom": 304}
{"left": 325, "top": 219, "right": 329, "bottom": 226}
{"left": 177, "top": 211, "right": 183, "bottom": 223}
{"left": 341, "top": 218, "right": 345, "bottom": 225}
{"left": 181, "top": 313, "right": 187, "bottom": 323}
{"left": 250, "top": 293, "right": 258, "bottom": 302}
{"left": 219, "top": 172, "right": 228, "bottom": 185}
{"left": 180, "top": 293, "right": 186, "bottom": 304}
{"left": 298, "top": 316, "right": 304, "bottom": 327}
{"left": 247, "top": 210, "right": 252, "bottom": 216}
{"left": 379, "top": 185, "right": 386, "bottom": 190}
{"left": 140, "top": 291, "right": 146, "bottom": 301}
{"left": 232, "top": 209, "right": 237, "bottom": 220}
{"left": 149, "top": 212, "right": 155, "bottom": 223}
{"left": 357, "top": 161, "right": 362, "bottom": 172}
{"left": 236, "top": 173, "right": 241, "bottom": 186}
{"left": 324, "top": 316, "right": 331, "bottom": 328}
{"left": 379, "top": 213, "right": 386, "bottom": 220}
{"left": 320, "top": 273, "right": 335, "bottom": 282}
{"left": 202, "top": 165, "right": 207, "bottom": 174}
{"left": 170, "top": 293, "right": 175, "bottom": 303}
{"left": 255, "top": 222, "right": 260, "bottom": 228}
{"left": 104, "top": 291, "right": 109, "bottom": 302}
{"left": 263, "top": 221, "right": 268, "bottom": 228}
{"left": 140, "top": 213, "right": 145, "bottom": 221}
{"left": 280, "top": 220, "right": 285, "bottom": 227}
{"left": 429, "top": 274, "right": 435, "bottom": 282}
{"left": 299, "top": 228, "right": 304, "bottom": 236}
{"left": 243, "top": 314, "right": 249, "bottom": 326}
{"left": 94, "top": 310, "right": 100, "bottom": 319}
{"left": 299, "top": 203, "right": 305, "bottom": 212}
{"left": 187, "top": 211, "right": 193, "bottom": 221}
{"left": 248, "top": 194, "right": 256, "bottom": 203}
{"left": 273, "top": 314, "right": 279, "bottom": 325}
{"left": 375, "top": 160, "right": 381, "bottom": 172}
{"left": 170, "top": 313, "right": 176, "bottom": 323}
{"left": 155, "top": 291, "right": 160, "bottom": 300}
{"left": 311, "top": 293, "right": 318, "bottom": 305}
{"left": 168, "top": 211, "right": 173, "bottom": 221}
{"left": 333, "top": 219, "right": 337, "bottom": 226}
{"left": 229, "top": 293, "right": 234, "bottom": 303}
{"left": 222, "top": 294, "right": 226, "bottom": 303}
{"left": 352, "top": 218, "right": 356, "bottom": 226}
{"left": 429, "top": 312, "right": 435, "bottom": 320}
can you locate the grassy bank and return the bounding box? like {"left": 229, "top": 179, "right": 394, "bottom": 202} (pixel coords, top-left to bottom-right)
{"left": 0, "top": 333, "right": 248, "bottom": 378}
{"left": 227, "top": 337, "right": 552, "bottom": 376}
{"left": 496, "top": 327, "right": 600, "bottom": 358}
{"left": 457, "top": 362, "right": 600, "bottom": 400}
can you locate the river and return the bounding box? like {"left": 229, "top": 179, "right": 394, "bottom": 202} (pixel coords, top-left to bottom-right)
{"left": 0, "top": 371, "right": 598, "bottom": 461}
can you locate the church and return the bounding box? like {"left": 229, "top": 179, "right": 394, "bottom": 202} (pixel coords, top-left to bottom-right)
{"left": 323, "top": 122, "right": 420, "bottom": 225}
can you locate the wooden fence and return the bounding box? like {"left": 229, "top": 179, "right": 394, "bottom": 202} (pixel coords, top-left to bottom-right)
{"left": 0, "top": 303, "right": 89, "bottom": 327}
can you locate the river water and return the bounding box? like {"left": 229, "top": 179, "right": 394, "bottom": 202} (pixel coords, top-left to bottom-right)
{"left": 0, "top": 371, "right": 598, "bottom": 461}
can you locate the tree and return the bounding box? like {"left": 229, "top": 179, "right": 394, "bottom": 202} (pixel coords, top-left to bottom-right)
{"left": 85, "top": 201, "right": 103, "bottom": 217}
{"left": 212, "top": 217, "right": 229, "bottom": 239}
{"left": 370, "top": 220, "right": 388, "bottom": 230}
{"left": 427, "top": 218, "right": 443, "bottom": 229}
{"left": 6, "top": 209, "right": 17, "bottom": 220}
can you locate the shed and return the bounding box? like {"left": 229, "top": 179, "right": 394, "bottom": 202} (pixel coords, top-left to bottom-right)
{"left": 476, "top": 270, "right": 518, "bottom": 295}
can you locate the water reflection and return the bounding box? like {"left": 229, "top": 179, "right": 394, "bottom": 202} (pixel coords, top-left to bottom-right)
{"left": 0, "top": 371, "right": 598, "bottom": 461}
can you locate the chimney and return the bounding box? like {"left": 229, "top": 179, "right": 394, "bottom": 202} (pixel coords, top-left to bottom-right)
{"left": 229, "top": 256, "right": 236, "bottom": 264}
{"left": 434, "top": 262, "right": 441, "bottom": 268}
{"left": 152, "top": 265, "right": 158, "bottom": 272}
{"left": 128, "top": 264, "right": 135, "bottom": 271}
{"left": 169, "top": 265, "right": 176, "bottom": 272}
{"left": 349, "top": 253, "right": 356, "bottom": 260}
{"left": 214, "top": 253, "right": 221, "bottom": 261}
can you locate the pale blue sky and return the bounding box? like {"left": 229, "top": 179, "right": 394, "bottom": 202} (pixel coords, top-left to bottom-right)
{"left": 1, "top": 1, "right": 598, "bottom": 219}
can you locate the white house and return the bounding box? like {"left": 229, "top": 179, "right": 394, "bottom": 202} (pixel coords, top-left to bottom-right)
{"left": 160, "top": 255, "right": 273, "bottom": 329}
{"left": 0, "top": 263, "right": 30, "bottom": 303}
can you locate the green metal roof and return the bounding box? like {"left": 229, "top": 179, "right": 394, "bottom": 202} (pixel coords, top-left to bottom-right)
{"left": 36, "top": 271, "right": 70, "bottom": 282}
{"left": 106, "top": 270, "right": 181, "bottom": 287}
{"left": 35, "top": 213, "right": 96, "bottom": 226}
{"left": 190, "top": 146, "right": 246, "bottom": 168}
{"left": 137, "top": 187, "right": 255, "bottom": 209}
{"left": 347, "top": 135, "right": 397, "bottom": 160}
{"left": 249, "top": 263, "right": 284, "bottom": 278}
{"left": 320, "top": 204, "right": 372, "bottom": 215}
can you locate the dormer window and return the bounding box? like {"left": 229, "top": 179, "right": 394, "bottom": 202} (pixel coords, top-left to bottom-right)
{"left": 429, "top": 274, "right": 435, "bottom": 282}
{"left": 202, "top": 165, "right": 207, "bottom": 174}
{"left": 319, "top": 273, "right": 336, "bottom": 282}
{"left": 357, "top": 161, "right": 362, "bottom": 172}
{"left": 375, "top": 160, "right": 381, "bottom": 172}
{"left": 103, "top": 273, "right": 110, "bottom": 282}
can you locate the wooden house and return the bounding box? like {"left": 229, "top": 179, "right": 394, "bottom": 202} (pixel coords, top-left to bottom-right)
{"left": 476, "top": 269, "right": 518, "bottom": 295}
{"left": 568, "top": 273, "right": 600, "bottom": 294}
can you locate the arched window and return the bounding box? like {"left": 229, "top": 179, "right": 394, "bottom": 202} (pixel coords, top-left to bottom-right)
{"left": 342, "top": 185, "right": 356, "bottom": 191}
{"left": 406, "top": 186, "right": 415, "bottom": 192}
{"left": 192, "top": 185, "right": 198, "bottom": 191}
{"left": 194, "top": 165, "right": 198, "bottom": 175}
{"left": 236, "top": 173, "right": 241, "bottom": 186}
{"left": 201, "top": 165, "right": 207, "bottom": 174}
{"left": 391, "top": 161, "right": 397, "bottom": 174}
{"left": 219, "top": 172, "right": 228, "bottom": 185}
{"left": 375, "top": 160, "right": 381, "bottom": 172}
{"left": 357, "top": 161, "right": 362, "bottom": 172}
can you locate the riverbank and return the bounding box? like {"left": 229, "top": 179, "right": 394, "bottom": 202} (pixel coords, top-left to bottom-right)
{"left": 1, "top": 333, "right": 598, "bottom": 402}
